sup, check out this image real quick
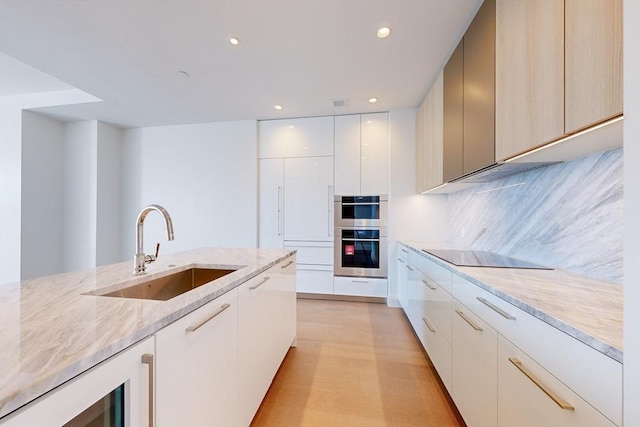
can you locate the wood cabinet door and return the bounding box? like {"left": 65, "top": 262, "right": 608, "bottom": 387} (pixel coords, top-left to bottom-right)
{"left": 155, "top": 289, "right": 239, "bottom": 427}
{"left": 334, "top": 114, "right": 361, "bottom": 196}
{"left": 259, "top": 158, "right": 284, "bottom": 249}
{"left": 463, "top": 0, "right": 496, "bottom": 175}
{"left": 283, "top": 156, "right": 334, "bottom": 241}
{"left": 451, "top": 300, "right": 498, "bottom": 427}
{"left": 443, "top": 40, "right": 464, "bottom": 182}
{"left": 495, "top": 0, "right": 564, "bottom": 161}
{"left": 565, "top": 0, "right": 623, "bottom": 134}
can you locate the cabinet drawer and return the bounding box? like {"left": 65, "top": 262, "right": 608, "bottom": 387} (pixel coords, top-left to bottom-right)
{"left": 410, "top": 251, "right": 453, "bottom": 294}
{"left": 415, "top": 269, "right": 452, "bottom": 343}
{"left": 258, "top": 116, "right": 334, "bottom": 158}
{"left": 284, "top": 243, "right": 333, "bottom": 265}
{"left": 333, "top": 277, "right": 387, "bottom": 298}
{"left": 498, "top": 336, "right": 616, "bottom": 427}
{"left": 415, "top": 311, "right": 452, "bottom": 393}
{"left": 452, "top": 273, "right": 622, "bottom": 426}
{"left": 398, "top": 244, "right": 410, "bottom": 261}
{"left": 296, "top": 268, "right": 333, "bottom": 294}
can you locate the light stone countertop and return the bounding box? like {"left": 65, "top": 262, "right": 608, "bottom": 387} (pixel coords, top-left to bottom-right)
{"left": 0, "top": 247, "right": 295, "bottom": 418}
{"left": 401, "top": 241, "right": 623, "bottom": 363}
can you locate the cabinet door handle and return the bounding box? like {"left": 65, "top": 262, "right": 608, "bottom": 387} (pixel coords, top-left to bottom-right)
{"left": 281, "top": 260, "right": 294, "bottom": 269}
{"left": 249, "top": 276, "right": 270, "bottom": 290}
{"left": 328, "top": 185, "right": 333, "bottom": 237}
{"left": 141, "top": 353, "right": 154, "bottom": 427}
{"left": 401, "top": 248, "right": 408, "bottom": 253}
{"left": 477, "top": 297, "right": 516, "bottom": 320}
{"left": 406, "top": 265, "right": 414, "bottom": 272}
{"left": 422, "top": 317, "right": 436, "bottom": 333}
{"left": 455, "top": 309, "right": 483, "bottom": 331}
{"left": 352, "top": 280, "right": 369, "bottom": 283}
{"left": 422, "top": 278, "right": 437, "bottom": 291}
{"left": 185, "top": 303, "right": 231, "bottom": 332}
{"left": 277, "top": 186, "right": 283, "bottom": 236}
{"left": 398, "top": 258, "right": 405, "bottom": 264}
{"left": 508, "top": 358, "right": 575, "bottom": 411}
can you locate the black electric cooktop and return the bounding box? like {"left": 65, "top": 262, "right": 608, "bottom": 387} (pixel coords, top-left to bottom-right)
{"left": 422, "top": 249, "right": 552, "bottom": 270}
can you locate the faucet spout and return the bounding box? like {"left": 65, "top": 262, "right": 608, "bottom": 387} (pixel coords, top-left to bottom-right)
{"left": 133, "top": 204, "right": 174, "bottom": 275}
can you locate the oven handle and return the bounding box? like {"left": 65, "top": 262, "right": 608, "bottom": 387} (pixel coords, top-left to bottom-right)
{"left": 340, "top": 202, "right": 380, "bottom": 206}
{"left": 341, "top": 238, "right": 381, "bottom": 242}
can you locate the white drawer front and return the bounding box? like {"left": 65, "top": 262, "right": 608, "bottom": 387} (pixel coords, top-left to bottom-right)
{"left": 415, "top": 270, "right": 452, "bottom": 344}
{"left": 333, "top": 277, "right": 387, "bottom": 298}
{"left": 498, "top": 336, "right": 617, "bottom": 427}
{"left": 410, "top": 251, "right": 453, "bottom": 294}
{"left": 452, "top": 273, "right": 622, "bottom": 426}
{"left": 296, "top": 268, "right": 333, "bottom": 294}
{"left": 416, "top": 311, "right": 452, "bottom": 393}
{"left": 284, "top": 244, "right": 333, "bottom": 265}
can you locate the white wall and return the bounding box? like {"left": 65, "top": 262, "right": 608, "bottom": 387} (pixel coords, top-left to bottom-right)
{"left": 63, "top": 121, "right": 98, "bottom": 272}
{"left": 121, "top": 120, "right": 258, "bottom": 260}
{"left": 388, "top": 109, "right": 446, "bottom": 306}
{"left": 96, "top": 121, "right": 123, "bottom": 266}
{"left": 624, "top": 1, "right": 640, "bottom": 425}
{"left": 20, "top": 111, "right": 65, "bottom": 280}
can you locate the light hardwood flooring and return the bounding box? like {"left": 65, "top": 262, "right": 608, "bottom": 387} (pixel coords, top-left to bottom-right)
{"left": 251, "top": 298, "right": 465, "bottom": 427}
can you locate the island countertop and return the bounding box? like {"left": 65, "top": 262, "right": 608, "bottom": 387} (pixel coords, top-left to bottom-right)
{"left": 0, "top": 247, "right": 295, "bottom": 418}
{"left": 400, "top": 241, "right": 623, "bottom": 363}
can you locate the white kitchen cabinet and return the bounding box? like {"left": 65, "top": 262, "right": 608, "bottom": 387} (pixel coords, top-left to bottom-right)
{"left": 258, "top": 116, "right": 334, "bottom": 158}
{"left": 0, "top": 337, "right": 154, "bottom": 427}
{"left": 283, "top": 156, "right": 334, "bottom": 242}
{"left": 239, "top": 256, "right": 297, "bottom": 426}
{"left": 259, "top": 158, "right": 284, "bottom": 249}
{"left": 284, "top": 241, "right": 333, "bottom": 294}
{"left": 155, "top": 288, "right": 239, "bottom": 427}
{"left": 451, "top": 300, "right": 498, "bottom": 427}
{"left": 333, "top": 276, "right": 387, "bottom": 298}
{"left": 497, "top": 335, "right": 616, "bottom": 427}
{"left": 397, "top": 245, "right": 410, "bottom": 311}
{"left": 334, "top": 112, "right": 389, "bottom": 196}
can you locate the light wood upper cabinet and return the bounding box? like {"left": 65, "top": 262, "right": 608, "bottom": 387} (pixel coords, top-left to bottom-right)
{"left": 463, "top": 0, "right": 496, "bottom": 175}
{"left": 495, "top": 0, "right": 565, "bottom": 161}
{"left": 565, "top": 0, "right": 623, "bottom": 134}
{"left": 443, "top": 40, "right": 464, "bottom": 182}
{"left": 416, "top": 71, "right": 444, "bottom": 193}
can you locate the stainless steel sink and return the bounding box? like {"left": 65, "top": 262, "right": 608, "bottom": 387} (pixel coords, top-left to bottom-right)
{"left": 98, "top": 268, "right": 237, "bottom": 301}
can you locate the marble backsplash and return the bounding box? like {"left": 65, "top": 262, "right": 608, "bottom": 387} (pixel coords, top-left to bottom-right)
{"left": 446, "top": 148, "right": 623, "bottom": 284}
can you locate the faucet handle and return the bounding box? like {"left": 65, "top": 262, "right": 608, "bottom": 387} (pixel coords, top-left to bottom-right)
{"left": 144, "top": 243, "right": 161, "bottom": 264}
{"left": 154, "top": 242, "right": 160, "bottom": 259}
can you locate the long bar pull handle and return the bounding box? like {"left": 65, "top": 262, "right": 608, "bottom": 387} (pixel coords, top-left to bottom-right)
{"left": 455, "top": 309, "right": 483, "bottom": 331}
{"left": 422, "top": 279, "right": 437, "bottom": 291}
{"left": 422, "top": 317, "right": 436, "bottom": 333}
{"left": 401, "top": 248, "right": 409, "bottom": 253}
{"left": 141, "top": 353, "right": 154, "bottom": 427}
{"left": 328, "top": 185, "right": 333, "bottom": 237}
{"left": 398, "top": 258, "right": 405, "bottom": 264}
{"left": 186, "top": 303, "right": 231, "bottom": 332}
{"left": 406, "top": 265, "right": 414, "bottom": 272}
{"left": 508, "top": 358, "right": 575, "bottom": 410}
{"left": 249, "top": 276, "right": 270, "bottom": 290}
{"left": 477, "top": 297, "right": 516, "bottom": 320}
{"left": 281, "top": 260, "right": 294, "bottom": 269}
{"left": 277, "top": 186, "right": 283, "bottom": 236}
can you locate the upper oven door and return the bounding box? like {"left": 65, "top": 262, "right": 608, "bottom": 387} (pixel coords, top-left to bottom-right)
{"left": 334, "top": 195, "right": 387, "bottom": 228}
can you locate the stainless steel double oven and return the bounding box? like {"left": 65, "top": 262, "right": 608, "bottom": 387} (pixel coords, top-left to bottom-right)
{"left": 334, "top": 195, "right": 388, "bottom": 278}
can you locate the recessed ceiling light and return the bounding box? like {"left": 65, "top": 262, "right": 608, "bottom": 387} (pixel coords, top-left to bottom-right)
{"left": 229, "top": 37, "right": 240, "bottom": 46}
{"left": 366, "top": 120, "right": 373, "bottom": 125}
{"left": 274, "top": 105, "right": 283, "bottom": 110}
{"left": 288, "top": 125, "right": 295, "bottom": 129}
{"left": 368, "top": 97, "right": 378, "bottom": 104}
{"left": 377, "top": 27, "right": 391, "bottom": 39}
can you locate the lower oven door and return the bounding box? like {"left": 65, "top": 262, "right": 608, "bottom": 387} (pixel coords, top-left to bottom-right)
{"left": 334, "top": 228, "right": 388, "bottom": 278}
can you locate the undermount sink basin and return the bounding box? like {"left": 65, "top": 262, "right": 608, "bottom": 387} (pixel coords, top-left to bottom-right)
{"left": 98, "top": 268, "right": 237, "bottom": 301}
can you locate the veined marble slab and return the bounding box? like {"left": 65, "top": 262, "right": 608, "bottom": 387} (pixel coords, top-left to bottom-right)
{"left": 401, "top": 241, "right": 623, "bottom": 362}
{"left": 0, "top": 247, "right": 295, "bottom": 418}
{"left": 446, "top": 148, "right": 623, "bottom": 284}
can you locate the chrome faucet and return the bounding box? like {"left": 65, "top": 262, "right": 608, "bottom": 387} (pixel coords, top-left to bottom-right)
{"left": 133, "top": 204, "right": 175, "bottom": 275}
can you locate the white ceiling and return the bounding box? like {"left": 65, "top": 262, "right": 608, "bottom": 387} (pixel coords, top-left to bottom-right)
{"left": 0, "top": 0, "right": 481, "bottom": 128}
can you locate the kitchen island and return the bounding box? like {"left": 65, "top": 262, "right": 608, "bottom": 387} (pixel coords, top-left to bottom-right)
{"left": 0, "top": 247, "right": 296, "bottom": 423}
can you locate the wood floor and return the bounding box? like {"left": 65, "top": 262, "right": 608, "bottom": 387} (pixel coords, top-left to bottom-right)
{"left": 251, "top": 298, "right": 465, "bottom": 427}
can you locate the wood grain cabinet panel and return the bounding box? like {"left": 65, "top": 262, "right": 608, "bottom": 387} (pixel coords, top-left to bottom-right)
{"left": 463, "top": 0, "right": 496, "bottom": 175}
{"left": 565, "top": 0, "right": 623, "bottom": 134}
{"left": 443, "top": 40, "right": 464, "bottom": 182}
{"left": 495, "top": 0, "right": 565, "bottom": 161}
